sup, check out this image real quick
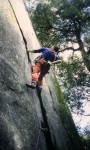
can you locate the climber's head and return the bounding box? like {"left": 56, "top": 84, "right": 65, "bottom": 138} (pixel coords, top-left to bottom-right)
{"left": 51, "top": 46, "right": 59, "bottom": 53}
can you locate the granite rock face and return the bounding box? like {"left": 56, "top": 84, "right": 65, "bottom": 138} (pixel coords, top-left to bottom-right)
{"left": 0, "top": 0, "right": 83, "bottom": 150}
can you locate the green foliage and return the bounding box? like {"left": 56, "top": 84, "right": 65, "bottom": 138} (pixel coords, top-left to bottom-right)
{"left": 58, "top": 55, "right": 86, "bottom": 87}
{"left": 82, "top": 138, "right": 90, "bottom": 150}
{"left": 31, "top": 0, "right": 90, "bottom": 45}
{"left": 53, "top": 55, "right": 90, "bottom": 149}
{"left": 53, "top": 72, "right": 72, "bottom": 123}
{"left": 53, "top": 73, "right": 84, "bottom": 150}
{"left": 31, "top": 3, "right": 57, "bottom": 46}
{"left": 84, "top": 35, "right": 90, "bottom": 44}
{"left": 55, "top": 54, "right": 90, "bottom": 113}
{"left": 81, "top": 126, "right": 90, "bottom": 150}
{"left": 84, "top": 126, "right": 90, "bottom": 137}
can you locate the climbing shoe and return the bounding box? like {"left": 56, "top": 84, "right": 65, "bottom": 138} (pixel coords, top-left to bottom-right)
{"left": 26, "top": 81, "right": 36, "bottom": 89}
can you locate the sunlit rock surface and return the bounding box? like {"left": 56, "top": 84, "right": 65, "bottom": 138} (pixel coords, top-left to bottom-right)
{"left": 0, "top": 0, "right": 84, "bottom": 150}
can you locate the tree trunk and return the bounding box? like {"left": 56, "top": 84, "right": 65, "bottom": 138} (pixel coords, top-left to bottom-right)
{"left": 76, "top": 33, "right": 90, "bottom": 72}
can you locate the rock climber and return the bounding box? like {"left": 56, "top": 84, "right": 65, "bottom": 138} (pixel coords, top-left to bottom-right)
{"left": 27, "top": 46, "right": 61, "bottom": 88}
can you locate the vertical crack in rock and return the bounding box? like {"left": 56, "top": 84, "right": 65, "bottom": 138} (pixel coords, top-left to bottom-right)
{"left": 36, "top": 87, "right": 55, "bottom": 150}
{"left": 8, "top": 0, "right": 31, "bottom": 63}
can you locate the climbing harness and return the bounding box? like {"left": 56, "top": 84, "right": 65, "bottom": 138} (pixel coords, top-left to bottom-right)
{"left": 34, "top": 55, "right": 41, "bottom": 64}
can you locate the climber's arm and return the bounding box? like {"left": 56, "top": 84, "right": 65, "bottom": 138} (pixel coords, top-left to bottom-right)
{"left": 52, "top": 60, "right": 62, "bottom": 65}
{"left": 28, "top": 48, "right": 47, "bottom": 53}
{"left": 28, "top": 50, "right": 34, "bottom": 53}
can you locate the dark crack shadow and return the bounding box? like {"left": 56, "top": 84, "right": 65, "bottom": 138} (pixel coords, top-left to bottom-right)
{"left": 36, "top": 86, "right": 55, "bottom": 150}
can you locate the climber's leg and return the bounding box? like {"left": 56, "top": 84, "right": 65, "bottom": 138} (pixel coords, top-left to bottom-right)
{"left": 26, "top": 63, "right": 41, "bottom": 88}
{"left": 37, "top": 63, "right": 50, "bottom": 86}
